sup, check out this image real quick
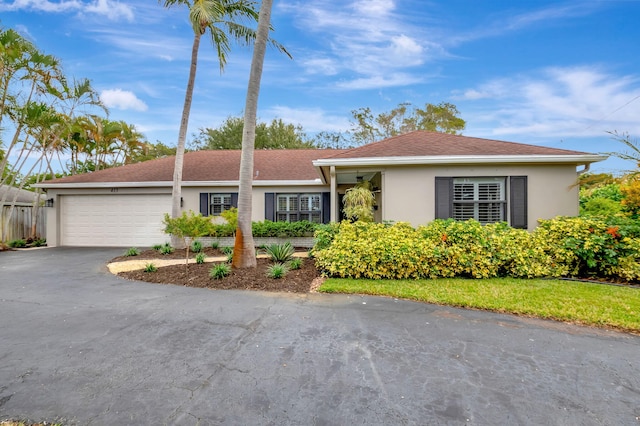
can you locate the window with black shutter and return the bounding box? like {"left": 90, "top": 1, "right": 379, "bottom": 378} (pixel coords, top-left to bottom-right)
{"left": 435, "top": 176, "right": 526, "bottom": 228}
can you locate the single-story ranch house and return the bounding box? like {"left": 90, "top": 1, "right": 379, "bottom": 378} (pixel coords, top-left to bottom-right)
{"left": 37, "top": 131, "right": 607, "bottom": 247}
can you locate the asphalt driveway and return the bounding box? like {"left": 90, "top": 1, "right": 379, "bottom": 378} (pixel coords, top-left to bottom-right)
{"left": 1, "top": 247, "right": 639, "bottom": 425}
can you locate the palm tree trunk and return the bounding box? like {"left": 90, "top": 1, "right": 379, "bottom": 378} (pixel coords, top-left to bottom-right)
{"left": 232, "top": 0, "right": 273, "bottom": 268}
{"left": 171, "top": 30, "right": 202, "bottom": 248}
{"left": 30, "top": 159, "right": 45, "bottom": 239}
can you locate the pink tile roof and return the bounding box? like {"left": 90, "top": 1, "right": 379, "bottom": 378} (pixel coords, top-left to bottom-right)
{"left": 45, "top": 149, "right": 343, "bottom": 184}
{"left": 322, "top": 131, "right": 591, "bottom": 159}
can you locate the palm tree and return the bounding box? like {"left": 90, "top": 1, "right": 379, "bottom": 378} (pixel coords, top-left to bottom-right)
{"left": 161, "top": 0, "right": 288, "bottom": 248}
{"left": 232, "top": 0, "right": 273, "bottom": 268}
{"left": 113, "top": 121, "right": 147, "bottom": 166}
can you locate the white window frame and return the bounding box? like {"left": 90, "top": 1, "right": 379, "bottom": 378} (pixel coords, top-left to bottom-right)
{"left": 276, "top": 193, "right": 322, "bottom": 223}
{"left": 452, "top": 177, "right": 506, "bottom": 224}
{"left": 209, "top": 193, "right": 232, "bottom": 216}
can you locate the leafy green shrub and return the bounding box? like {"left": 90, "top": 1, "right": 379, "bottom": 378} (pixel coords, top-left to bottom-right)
{"left": 419, "top": 219, "right": 499, "bottom": 278}
{"left": 210, "top": 263, "right": 231, "bottom": 279}
{"left": 160, "top": 243, "right": 174, "bottom": 255}
{"left": 220, "top": 207, "right": 238, "bottom": 230}
{"left": 288, "top": 257, "right": 302, "bottom": 270}
{"left": 484, "top": 223, "right": 549, "bottom": 278}
{"left": 144, "top": 263, "right": 158, "bottom": 273}
{"left": 220, "top": 246, "right": 233, "bottom": 262}
{"left": 208, "top": 222, "right": 235, "bottom": 237}
{"left": 533, "top": 216, "right": 640, "bottom": 279}
{"left": 8, "top": 239, "right": 26, "bottom": 248}
{"left": 621, "top": 178, "right": 640, "bottom": 217}
{"left": 314, "top": 218, "right": 640, "bottom": 281}
{"left": 195, "top": 252, "right": 206, "bottom": 264}
{"left": 124, "top": 247, "right": 140, "bottom": 257}
{"left": 605, "top": 216, "right": 640, "bottom": 238}
{"left": 210, "top": 241, "right": 220, "bottom": 249}
{"left": 580, "top": 183, "right": 624, "bottom": 204}
{"left": 267, "top": 262, "right": 289, "bottom": 279}
{"left": 32, "top": 238, "right": 46, "bottom": 247}
{"left": 209, "top": 220, "right": 320, "bottom": 238}
{"left": 581, "top": 197, "right": 623, "bottom": 218}
{"left": 312, "top": 222, "right": 341, "bottom": 252}
{"left": 265, "top": 242, "right": 295, "bottom": 262}
{"left": 314, "top": 221, "right": 433, "bottom": 279}
{"left": 191, "top": 240, "right": 203, "bottom": 253}
{"left": 152, "top": 243, "right": 163, "bottom": 251}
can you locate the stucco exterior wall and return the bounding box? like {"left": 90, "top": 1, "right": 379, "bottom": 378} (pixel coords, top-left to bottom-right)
{"left": 40, "top": 162, "right": 581, "bottom": 247}
{"left": 381, "top": 164, "right": 579, "bottom": 230}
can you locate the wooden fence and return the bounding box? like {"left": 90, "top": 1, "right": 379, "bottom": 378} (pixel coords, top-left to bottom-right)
{"left": 1, "top": 205, "right": 47, "bottom": 242}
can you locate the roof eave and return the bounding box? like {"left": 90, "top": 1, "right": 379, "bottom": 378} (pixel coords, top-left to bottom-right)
{"left": 312, "top": 154, "right": 609, "bottom": 167}
{"left": 35, "top": 179, "right": 327, "bottom": 189}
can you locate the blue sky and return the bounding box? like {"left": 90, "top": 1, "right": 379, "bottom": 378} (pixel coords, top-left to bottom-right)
{"left": 1, "top": 0, "right": 640, "bottom": 173}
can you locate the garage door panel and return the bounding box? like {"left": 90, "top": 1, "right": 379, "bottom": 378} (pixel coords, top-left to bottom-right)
{"left": 61, "top": 194, "right": 171, "bottom": 247}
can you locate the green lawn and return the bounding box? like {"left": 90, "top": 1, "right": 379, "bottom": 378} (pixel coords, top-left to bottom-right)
{"left": 318, "top": 277, "right": 640, "bottom": 333}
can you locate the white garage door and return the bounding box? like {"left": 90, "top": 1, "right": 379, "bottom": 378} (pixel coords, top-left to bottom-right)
{"left": 60, "top": 194, "right": 171, "bottom": 247}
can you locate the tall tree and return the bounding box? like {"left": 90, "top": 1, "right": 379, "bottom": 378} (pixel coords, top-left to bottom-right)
{"left": 193, "top": 116, "right": 314, "bottom": 149}
{"left": 129, "top": 141, "right": 177, "bottom": 163}
{"left": 606, "top": 131, "right": 640, "bottom": 174}
{"left": 113, "top": 121, "right": 147, "bottom": 166}
{"left": 233, "top": 0, "right": 273, "bottom": 269}
{"left": 349, "top": 102, "right": 466, "bottom": 145}
{"left": 161, "top": 0, "right": 288, "bottom": 247}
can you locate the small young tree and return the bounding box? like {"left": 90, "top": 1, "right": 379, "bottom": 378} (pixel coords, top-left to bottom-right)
{"left": 343, "top": 181, "right": 376, "bottom": 222}
{"left": 163, "top": 211, "right": 213, "bottom": 271}
{"left": 220, "top": 207, "right": 238, "bottom": 230}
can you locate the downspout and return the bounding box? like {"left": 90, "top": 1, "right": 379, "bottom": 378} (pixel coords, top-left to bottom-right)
{"left": 577, "top": 163, "right": 591, "bottom": 175}
{"left": 330, "top": 166, "right": 337, "bottom": 222}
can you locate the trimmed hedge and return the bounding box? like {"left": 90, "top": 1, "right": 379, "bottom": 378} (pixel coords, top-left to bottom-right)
{"left": 206, "top": 220, "right": 320, "bottom": 238}
{"left": 313, "top": 218, "right": 640, "bottom": 281}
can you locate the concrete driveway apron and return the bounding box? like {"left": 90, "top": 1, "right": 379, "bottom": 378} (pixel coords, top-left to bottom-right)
{"left": 1, "top": 247, "right": 639, "bottom": 425}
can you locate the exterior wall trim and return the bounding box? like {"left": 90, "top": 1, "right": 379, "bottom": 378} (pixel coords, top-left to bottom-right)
{"left": 36, "top": 179, "right": 324, "bottom": 189}
{"left": 313, "top": 154, "right": 607, "bottom": 167}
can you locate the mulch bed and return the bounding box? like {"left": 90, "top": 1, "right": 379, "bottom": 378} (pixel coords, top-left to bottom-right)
{"left": 114, "top": 248, "right": 321, "bottom": 294}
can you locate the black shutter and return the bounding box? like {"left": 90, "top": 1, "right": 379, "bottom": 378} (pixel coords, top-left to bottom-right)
{"left": 510, "top": 176, "right": 528, "bottom": 229}
{"left": 265, "top": 193, "right": 275, "bottom": 221}
{"left": 230, "top": 193, "right": 239, "bottom": 208}
{"left": 322, "top": 192, "right": 331, "bottom": 224}
{"left": 199, "top": 193, "right": 209, "bottom": 216}
{"left": 435, "top": 177, "right": 453, "bottom": 219}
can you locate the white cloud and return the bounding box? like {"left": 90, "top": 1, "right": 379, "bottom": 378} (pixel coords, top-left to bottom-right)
{"left": 451, "top": 3, "right": 601, "bottom": 45}
{"left": 352, "top": 0, "right": 395, "bottom": 17}
{"left": 336, "top": 73, "right": 423, "bottom": 90}
{"left": 0, "top": 0, "right": 134, "bottom": 21}
{"left": 302, "top": 58, "right": 339, "bottom": 75}
{"left": 387, "top": 34, "right": 423, "bottom": 66}
{"left": 0, "top": 0, "right": 81, "bottom": 13}
{"left": 265, "top": 106, "right": 351, "bottom": 132}
{"left": 100, "top": 89, "right": 148, "bottom": 111}
{"left": 281, "top": 0, "right": 434, "bottom": 89}
{"left": 87, "top": 28, "right": 188, "bottom": 61}
{"left": 459, "top": 66, "right": 640, "bottom": 139}
{"left": 84, "top": 0, "right": 134, "bottom": 21}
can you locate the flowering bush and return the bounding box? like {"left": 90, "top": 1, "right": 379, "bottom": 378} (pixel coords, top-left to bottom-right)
{"left": 534, "top": 217, "right": 640, "bottom": 279}
{"left": 314, "top": 217, "right": 640, "bottom": 281}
